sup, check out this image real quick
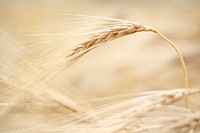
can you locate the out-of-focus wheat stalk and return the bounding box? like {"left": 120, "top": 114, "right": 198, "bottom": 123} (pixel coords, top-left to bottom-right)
{"left": 4, "top": 88, "right": 199, "bottom": 133}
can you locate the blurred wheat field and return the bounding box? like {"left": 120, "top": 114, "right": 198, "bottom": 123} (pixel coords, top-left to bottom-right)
{"left": 0, "top": 0, "right": 200, "bottom": 133}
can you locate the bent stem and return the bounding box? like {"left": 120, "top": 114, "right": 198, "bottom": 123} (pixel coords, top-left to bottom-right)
{"left": 149, "top": 28, "right": 189, "bottom": 111}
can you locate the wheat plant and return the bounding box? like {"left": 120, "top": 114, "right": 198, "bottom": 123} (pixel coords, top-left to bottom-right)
{"left": 0, "top": 14, "right": 198, "bottom": 133}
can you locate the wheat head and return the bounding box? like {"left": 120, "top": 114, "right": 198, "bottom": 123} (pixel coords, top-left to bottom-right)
{"left": 63, "top": 16, "right": 188, "bottom": 109}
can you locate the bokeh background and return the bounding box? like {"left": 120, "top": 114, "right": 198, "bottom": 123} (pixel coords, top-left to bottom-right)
{"left": 0, "top": 0, "right": 200, "bottom": 98}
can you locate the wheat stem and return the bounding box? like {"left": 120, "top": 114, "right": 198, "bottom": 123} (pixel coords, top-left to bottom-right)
{"left": 150, "top": 29, "right": 189, "bottom": 110}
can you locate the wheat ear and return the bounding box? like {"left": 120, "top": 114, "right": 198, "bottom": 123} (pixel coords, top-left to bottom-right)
{"left": 66, "top": 20, "right": 189, "bottom": 109}
{"left": 88, "top": 88, "right": 199, "bottom": 133}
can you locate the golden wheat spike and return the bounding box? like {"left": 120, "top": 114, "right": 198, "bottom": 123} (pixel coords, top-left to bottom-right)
{"left": 67, "top": 22, "right": 151, "bottom": 57}
{"left": 65, "top": 17, "right": 189, "bottom": 110}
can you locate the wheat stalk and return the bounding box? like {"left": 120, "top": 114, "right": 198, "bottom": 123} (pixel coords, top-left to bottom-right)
{"left": 64, "top": 17, "right": 189, "bottom": 109}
